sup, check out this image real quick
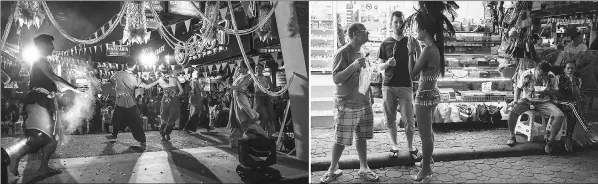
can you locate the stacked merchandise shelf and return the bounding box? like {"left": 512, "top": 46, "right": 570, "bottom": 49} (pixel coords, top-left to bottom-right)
{"left": 310, "top": 1, "right": 335, "bottom": 73}
{"left": 430, "top": 32, "right": 514, "bottom": 124}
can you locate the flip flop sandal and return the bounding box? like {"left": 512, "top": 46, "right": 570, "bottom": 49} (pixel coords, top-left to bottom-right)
{"left": 320, "top": 169, "right": 342, "bottom": 184}
{"left": 389, "top": 148, "right": 399, "bottom": 157}
{"left": 411, "top": 172, "right": 433, "bottom": 182}
{"left": 507, "top": 136, "right": 517, "bottom": 146}
{"left": 358, "top": 171, "right": 379, "bottom": 182}
{"left": 410, "top": 148, "right": 423, "bottom": 160}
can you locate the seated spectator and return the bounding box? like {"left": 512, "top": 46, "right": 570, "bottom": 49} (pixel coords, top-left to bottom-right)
{"left": 506, "top": 61, "right": 565, "bottom": 154}
{"left": 553, "top": 62, "right": 598, "bottom": 152}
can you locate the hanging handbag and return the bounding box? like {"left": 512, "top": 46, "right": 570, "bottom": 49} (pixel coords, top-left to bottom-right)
{"left": 504, "top": 8, "right": 519, "bottom": 25}
{"left": 516, "top": 10, "right": 532, "bottom": 29}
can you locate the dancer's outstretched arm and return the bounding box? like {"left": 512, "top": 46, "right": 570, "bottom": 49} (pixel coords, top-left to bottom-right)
{"left": 38, "top": 60, "right": 83, "bottom": 93}
{"left": 138, "top": 79, "right": 160, "bottom": 89}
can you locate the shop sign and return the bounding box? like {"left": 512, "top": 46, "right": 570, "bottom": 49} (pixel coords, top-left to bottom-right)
{"left": 145, "top": 1, "right": 165, "bottom": 12}
{"left": 168, "top": 1, "right": 202, "bottom": 17}
{"left": 107, "top": 45, "right": 130, "bottom": 57}
{"left": 154, "top": 45, "right": 165, "bottom": 56}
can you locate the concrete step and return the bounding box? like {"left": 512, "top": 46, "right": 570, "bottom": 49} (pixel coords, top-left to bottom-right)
{"left": 311, "top": 97, "right": 333, "bottom": 111}
{"left": 311, "top": 110, "right": 334, "bottom": 128}
{"left": 310, "top": 85, "right": 334, "bottom": 98}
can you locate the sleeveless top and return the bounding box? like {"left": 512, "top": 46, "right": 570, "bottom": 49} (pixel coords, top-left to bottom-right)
{"left": 419, "top": 65, "right": 442, "bottom": 82}
{"left": 29, "top": 59, "right": 57, "bottom": 92}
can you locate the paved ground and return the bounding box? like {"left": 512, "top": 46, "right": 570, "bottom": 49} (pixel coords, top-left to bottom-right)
{"left": 6, "top": 146, "right": 307, "bottom": 184}
{"left": 312, "top": 114, "right": 598, "bottom": 159}
{"left": 311, "top": 127, "right": 520, "bottom": 159}
{"left": 1, "top": 128, "right": 231, "bottom": 160}
{"left": 311, "top": 150, "right": 598, "bottom": 183}
{"left": 2, "top": 128, "right": 308, "bottom": 183}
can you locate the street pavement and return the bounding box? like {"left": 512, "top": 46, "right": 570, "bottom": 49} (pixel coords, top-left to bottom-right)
{"left": 2, "top": 128, "right": 308, "bottom": 183}
{"left": 311, "top": 150, "right": 598, "bottom": 183}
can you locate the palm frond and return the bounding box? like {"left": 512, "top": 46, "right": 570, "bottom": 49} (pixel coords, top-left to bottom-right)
{"left": 399, "top": 1, "right": 459, "bottom": 35}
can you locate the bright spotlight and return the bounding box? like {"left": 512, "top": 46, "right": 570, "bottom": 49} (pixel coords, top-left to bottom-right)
{"left": 22, "top": 46, "right": 40, "bottom": 63}
{"left": 139, "top": 52, "right": 157, "bottom": 65}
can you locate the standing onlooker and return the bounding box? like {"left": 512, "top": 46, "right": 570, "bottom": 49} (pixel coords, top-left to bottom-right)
{"left": 377, "top": 11, "right": 422, "bottom": 160}
{"left": 563, "top": 32, "right": 588, "bottom": 63}
{"left": 320, "top": 23, "right": 379, "bottom": 183}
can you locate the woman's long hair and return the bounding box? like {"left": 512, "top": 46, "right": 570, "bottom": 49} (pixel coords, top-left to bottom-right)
{"left": 400, "top": 1, "right": 459, "bottom": 77}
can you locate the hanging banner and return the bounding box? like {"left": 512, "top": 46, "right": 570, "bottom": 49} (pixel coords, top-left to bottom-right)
{"left": 216, "top": 63, "right": 221, "bottom": 71}
{"left": 221, "top": 63, "right": 227, "bottom": 71}
{"left": 241, "top": 1, "right": 253, "bottom": 18}
{"left": 168, "top": 1, "right": 202, "bottom": 17}
{"left": 94, "top": 32, "right": 98, "bottom": 39}
{"left": 106, "top": 44, "right": 130, "bottom": 56}
{"left": 271, "top": 52, "right": 279, "bottom": 60}
{"left": 170, "top": 24, "right": 176, "bottom": 34}
{"left": 101, "top": 25, "right": 106, "bottom": 35}
{"left": 229, "top": 63, "right": 235, "bottom": 70}
{"left": 252, "top": 56, "right": 260, "bottom": 63}
{"left": 184, "top": 19, "right": 191, "bottom": 32}
{"left": 219, "top": 7, "right": 228, "bottom": 20}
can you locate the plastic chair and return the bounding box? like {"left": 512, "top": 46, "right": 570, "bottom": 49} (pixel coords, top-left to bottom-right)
{"left": 515, "top": 110, "right": 547, "bottom": 141}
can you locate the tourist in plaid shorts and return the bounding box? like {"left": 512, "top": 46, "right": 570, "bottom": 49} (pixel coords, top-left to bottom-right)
{"left": 321, "top": 23, "right": 379, "bottom": 184}
{"left": 333, "top": 103, "right": 374, "bottom": 146}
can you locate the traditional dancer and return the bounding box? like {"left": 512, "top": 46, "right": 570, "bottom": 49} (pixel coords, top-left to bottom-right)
{"left": 105, "top": 60, "right": 160, "bottom": 145}
{"left": 156, "top": 65, "right": 183, "bottom": 141}
{"left": 227, "top": 62, "right": 269, "bottom": 148}
{"left": 400, "top": 2, "right": 459, "bottom": 181}
{"left": 252, "top": 63, "right": 276, "bottom": 137}
{"left": 183, "top": 70, "right": 207, "bottom": 133}
{"left": 554, "top": 62, "right": 598, "bottom": 152}
{"left": 5, "top": 34, "right": 85, "bottom": 177}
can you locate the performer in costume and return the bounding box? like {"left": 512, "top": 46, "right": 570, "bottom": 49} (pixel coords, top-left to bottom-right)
{"left": 105, "top": 60, "right": 160, "bottom": 144}
{"left": 5, "top": 34, "right": 85, "bottom": 177}
{"left": 252, "top": 63, "right": 276, "bottom": 137}
{"left": 399, "top": 2, "right": 459, "bottom": 181}
{"left": 156, "top": 65, "right": 183, "bottom": 141}
{"left": 183, "top": 70, "right": 207, "bottom": 133}
{"left": 227, "top": 61, "right": 269, "bottom": 148}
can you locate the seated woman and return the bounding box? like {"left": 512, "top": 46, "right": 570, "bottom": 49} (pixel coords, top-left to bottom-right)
{"left": 553, "top": 62, "right": 598, "bottom": 152}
